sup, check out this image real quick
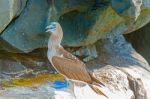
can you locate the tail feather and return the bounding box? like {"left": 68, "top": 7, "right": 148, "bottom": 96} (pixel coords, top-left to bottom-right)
{"left": 89, "top": 84, "right": 108, "bottom": 98}
{"left": 89, "top": 72, "right": 105, "bottom": 86}
{"left": 88, "top": 72, "right": 108, "bottom": 98}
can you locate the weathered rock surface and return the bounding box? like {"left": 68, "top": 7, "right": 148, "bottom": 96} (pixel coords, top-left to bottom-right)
{"left": 86, "top": 35, "right": 150, "bottom": 98}
{"left": 0, "top": 0, "right": 27, "bottom": 33}
{"left": 0, "top": 0, "right": 49, "bottom": 53}
{"left": 0, "top": 0, "right": 150, "bottom": 52}
{"left": 125, "top": 22, "right": 150, "bottom": 64}
{"left": 0, "top": 49, "right": 55, "bottom": 79}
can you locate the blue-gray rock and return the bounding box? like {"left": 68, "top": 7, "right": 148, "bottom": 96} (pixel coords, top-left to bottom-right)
{"left": 1, "top": 0, "right": 49, "bottom": 53}
{"left": 0, "top": 0, "right": 150, "bottom": 53}
{"left": 0, "top": 0, "right": 27, "bottom": 33}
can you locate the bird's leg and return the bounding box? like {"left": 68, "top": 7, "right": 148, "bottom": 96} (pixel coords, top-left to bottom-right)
{"left": 67, "top": 80, "right": 78, "bottom": 98}
{"left": 67, "top": 80, "right": 74, "bottom": 92}
{"left": 89, "top": 73, "right": 108, "bottom": 98}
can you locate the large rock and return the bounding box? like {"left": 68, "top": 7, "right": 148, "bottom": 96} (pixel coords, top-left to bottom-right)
{"left": 0, "top": 0, "right": 49, "bottom": 53}
{"left": 53, "top": 0, "right": 150, "bottom": 46}
{"left": 1, "top": 0, "right": 150, "bottom": 52}
{"left": 121, "top": 0, "right": 150, "bottom": 33}
{"left": 87, "top": 35, "right": 150, "bottom": 98}
{"left": 0, "top": 0, "right": 27, "bottom": 33}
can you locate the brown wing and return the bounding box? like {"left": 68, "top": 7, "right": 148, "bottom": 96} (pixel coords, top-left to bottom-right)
{"left": 58, "top": 46, "right": 83, "bottom": 64}
{"left": 51, "top": 56, "right": 92, "bottom": 83}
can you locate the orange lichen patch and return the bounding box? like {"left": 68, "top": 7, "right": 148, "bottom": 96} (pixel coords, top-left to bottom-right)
{"left": 1, "top": 73, "right": 65, "bottom": 88}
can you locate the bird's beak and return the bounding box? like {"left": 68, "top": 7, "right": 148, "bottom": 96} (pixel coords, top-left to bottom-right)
{"left": 46, "top": 25, "right": 51, "bottom": 30}
{"left": 46, "top": 29, "right": 52, "bottom": 34}
{"left": 45, "top": 25, "right": 52, "bottom": 34}
{"left": 46, "top": 23, "right": 56, "bottom": 33}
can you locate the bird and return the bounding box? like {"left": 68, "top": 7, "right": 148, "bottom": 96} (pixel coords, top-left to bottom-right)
{"left": 46, "top": 22, "right": 107, "bottom": 97}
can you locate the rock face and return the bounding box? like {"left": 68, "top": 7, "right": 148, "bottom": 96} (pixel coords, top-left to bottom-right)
{"left": 125, "top": 22, "right": 150, "bottom": 64}
{"left": 0, "top": 0, "right": 150, "bottom": 52}
{"left": 0, "top": 49, "right": 55, "bottom": 79}
{"left": 87, "top": 35, "right": 150, "bottom": 98}
{"left": 0, "top": 0, "right": 49, "bottom": 53}
{"left": 0, "top": 0, "right": 27, "bottom": 34}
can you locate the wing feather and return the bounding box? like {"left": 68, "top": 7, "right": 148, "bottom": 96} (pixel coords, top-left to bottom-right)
{"left": 58, "top": 47, "right": 83, "bottom": 64}
{"left": 51, "top": 56, "right": 92, "bottom": 83}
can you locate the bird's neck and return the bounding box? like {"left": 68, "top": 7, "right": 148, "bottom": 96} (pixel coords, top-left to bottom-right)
{"left": 48, "top": 34, "right": 62, "bottom": 49}
{"left": 47, "top": 30, "right": 63, "bottom": 59}
{"left": 47, "top": 36, "right": 59, "bottom": 60}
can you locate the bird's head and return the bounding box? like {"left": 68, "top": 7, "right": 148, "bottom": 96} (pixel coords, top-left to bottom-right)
{"left": 46, "top": 22, "right": 63, "bottom": 45}
{"left": 46, "top": 22, "right": 63, "bottom": 35}
{"left": 46, "top": 22, "right": 57, "bottom": 33}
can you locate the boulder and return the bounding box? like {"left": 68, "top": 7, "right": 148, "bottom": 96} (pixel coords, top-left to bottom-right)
{"left": 1, "top": 0, "right": 150, "bottom": 52}
{"left": 0, "top": 0, "right": 27, "bottom": 33}
{"left": 122, "top": 0, "right": 150, "bottom": 33}
{"left": 86, "top": 35, "right": 150, "bottom": 98}
{"left": 0, "top": 0, "right": 49, "bottom": 53}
